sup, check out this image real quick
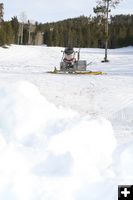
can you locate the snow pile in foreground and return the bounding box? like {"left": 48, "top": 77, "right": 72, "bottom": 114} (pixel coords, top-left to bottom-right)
{"left": 0, "top": 81, "right": 132, "bottom": 200}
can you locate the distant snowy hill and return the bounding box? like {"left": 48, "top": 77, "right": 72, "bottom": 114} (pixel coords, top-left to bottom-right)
{"left": 0, "top": 45, "right": 133, "bottom": 200}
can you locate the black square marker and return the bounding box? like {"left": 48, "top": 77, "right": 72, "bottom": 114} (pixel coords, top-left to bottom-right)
{"left": 118, "top": 185, "right": 133, "bottom": 200}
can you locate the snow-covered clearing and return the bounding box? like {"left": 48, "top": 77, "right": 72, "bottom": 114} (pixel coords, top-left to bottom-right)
{"left": 0, "top": 45, "right": 133, "bottom": 200}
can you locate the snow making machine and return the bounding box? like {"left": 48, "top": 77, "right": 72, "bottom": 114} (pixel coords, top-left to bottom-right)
{"left": 48, "top": 47, "right": 104, "bottom": 75}
{"left": 60, "top": 47, "right": 87, "bottom": 72}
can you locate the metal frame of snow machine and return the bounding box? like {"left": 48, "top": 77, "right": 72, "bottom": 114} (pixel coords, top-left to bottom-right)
{"left": 60, "top": 47, "right": 87, "bottom": 72}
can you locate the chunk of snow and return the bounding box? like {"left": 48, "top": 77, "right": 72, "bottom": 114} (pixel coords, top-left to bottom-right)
{"left": 0, "top": 80, "right": 118, "bottom": 200}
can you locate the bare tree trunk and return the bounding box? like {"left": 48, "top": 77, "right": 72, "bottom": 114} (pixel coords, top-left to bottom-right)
{"left": 19, "top": 12, "right": 27, "bottom": 45}
{"left": 104, "top": 0, "right": 109, "bottom": 62}
{"left": 20, "top": 23, "right": 24, "bottom": 45}
{"left": 28, "top": 24, "right": 31, "bottom": 45}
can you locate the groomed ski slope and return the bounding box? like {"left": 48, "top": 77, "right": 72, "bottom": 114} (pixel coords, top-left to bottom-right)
{"left": 0, "top": 45, "right": 133, "bottom": 200}
{"left": 0, "top": 45, "right": 133, "bottom": 143}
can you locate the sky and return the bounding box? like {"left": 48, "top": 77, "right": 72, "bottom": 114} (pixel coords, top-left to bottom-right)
{"left": 1, "top": 0, "right": 133, "bottom": 23}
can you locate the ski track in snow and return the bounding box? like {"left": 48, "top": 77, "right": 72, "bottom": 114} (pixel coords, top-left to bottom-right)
{"left": 0, "top": 45, "right": 133, "bottom": 144}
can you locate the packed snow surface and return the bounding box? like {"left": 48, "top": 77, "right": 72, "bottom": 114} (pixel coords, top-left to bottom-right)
{"left": 0, "top": 45, "right": 133, "bottom": 200}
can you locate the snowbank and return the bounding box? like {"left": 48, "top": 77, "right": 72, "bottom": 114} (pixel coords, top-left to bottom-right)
{"left": 0, "top": 80, "right": 132, "bottom": 200}
{"left": 113, "top": 141, "right": 133, "bottom": 184}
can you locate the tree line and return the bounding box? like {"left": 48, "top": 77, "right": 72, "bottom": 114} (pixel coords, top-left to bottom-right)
{"left": 41, "top": 14, "right": 133, "bottom": 48}
{"left": 0, "top": 17, "right": 40, "bottom": 46}
{"left": 0, "top": 14, "right": 133, "bottom": 48}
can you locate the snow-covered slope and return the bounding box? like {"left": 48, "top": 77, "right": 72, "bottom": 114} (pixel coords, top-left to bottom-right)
{"left": 0, "top": 45, "right": 133, "bottom": 143}
{"left": 0, "top": 45, "right": 133, "bottom": 200}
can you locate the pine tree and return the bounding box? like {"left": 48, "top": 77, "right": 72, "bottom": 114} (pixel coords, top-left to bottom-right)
{"left": 4, "top": 22, "right": 14, "bottom": 44}
{"left": 0, "top": 26, "right": 6, "bottom": 46}
{"left": 11, "top": 16, "right": 19, "bottom": 44}
{"left": 94, "top": 0, "right": 122, "bottom": 62}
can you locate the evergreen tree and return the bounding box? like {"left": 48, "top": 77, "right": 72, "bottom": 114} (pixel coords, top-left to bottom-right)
{"left": 11, "top": 16, "right": 19, "bottom": 44}
{"left": 0, "top": 25, "right": 6, "bottom": 46}
{"left": 94, "top": 0, "right": 122, "bottom": 62}
{"left": 3, "top": 21, "right": 14, "bottom": 44}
